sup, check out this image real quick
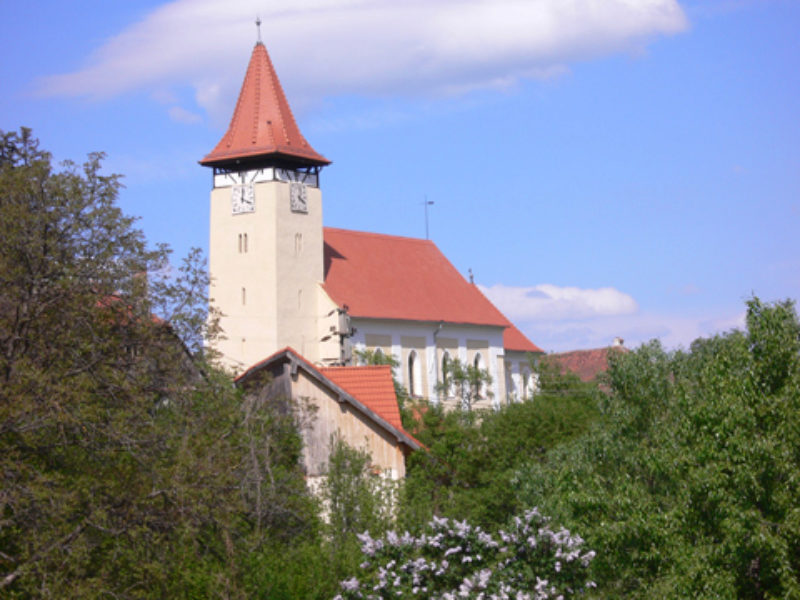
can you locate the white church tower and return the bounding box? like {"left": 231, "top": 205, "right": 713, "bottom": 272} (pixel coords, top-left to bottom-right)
{"left": 200, "top": 39, "right": 331, "bottom": 371}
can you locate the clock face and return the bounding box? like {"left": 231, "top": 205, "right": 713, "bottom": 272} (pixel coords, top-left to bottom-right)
{"left": 231, "top": 184, "right": 255, "bottom": 215}
{"left": 290, "top": 182, "right": 308, "bottom": 214}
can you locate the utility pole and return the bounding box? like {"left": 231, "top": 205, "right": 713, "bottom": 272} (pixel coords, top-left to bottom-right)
{"left": 423, "top": 196, "right": 434, "bottom": 239}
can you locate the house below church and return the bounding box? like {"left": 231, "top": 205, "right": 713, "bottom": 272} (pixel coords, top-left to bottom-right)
{"left": 235, "top": 347, "right": 421, "bottom": 482}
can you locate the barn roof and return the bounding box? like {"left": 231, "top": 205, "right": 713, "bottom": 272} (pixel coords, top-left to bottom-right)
{"left": 235, "top": 347, "right": 421, "bottom": 451}
{"left": 320, "top": 365, "right": 403, "bottom": 430}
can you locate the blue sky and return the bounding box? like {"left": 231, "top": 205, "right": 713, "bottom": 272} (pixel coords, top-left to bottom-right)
{"left": 3, "top": 0, "right": 799, "bottom": 352}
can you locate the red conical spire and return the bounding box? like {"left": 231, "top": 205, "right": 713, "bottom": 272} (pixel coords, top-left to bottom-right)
{"left": 200, "top": 42, "right": 330, "bottom": 169}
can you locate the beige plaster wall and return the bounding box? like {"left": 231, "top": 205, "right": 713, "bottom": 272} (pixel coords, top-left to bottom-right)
{"left": 317, "top": 286, "right": 342, "bottom": 365}
{"left": 365, "top": 333, "right": 392, "bottom": 356}
{"left": 209, "top": 176, "right": 324, "bottom": 371}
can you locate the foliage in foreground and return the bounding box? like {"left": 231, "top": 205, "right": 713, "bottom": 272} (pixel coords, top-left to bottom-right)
{"left": 400, "top": 371, "right": 601, "bottom": 532}
{"left": 514, "top": 297, "right": 800, "bottom": 598}
{"left": 335, "top": 509, "right": 595, "bottom": 599}
{"left": 0, "top": 128, "right": 319, "bottom": 598}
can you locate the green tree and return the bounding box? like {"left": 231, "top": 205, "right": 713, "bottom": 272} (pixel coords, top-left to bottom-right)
{"left": 437, "top": 357, "right": 493, "bottom": 412}
{"left": 0, "top": 128, "right": 317, "bottom": 597}
{"left": 514, "top": 298, "right": 800, "bottom": 598}
{"left": 399, "top": 372, "right": 600, "bottom": 531}
{"left": 314, "top": 438, "right": 397, "bottom": 595}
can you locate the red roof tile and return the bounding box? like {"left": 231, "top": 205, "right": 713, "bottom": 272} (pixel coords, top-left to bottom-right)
{"left": 504, "top": 324, "right": 543, "bottom": 354}
{"left": 323, "top": 228, "right": 510, "bottom": 327}
{"left": 323, "top": 228, "right": 543, "bottom": 353}
{"left": 548, "top": 347, "right": 627, "bottom": 382}
{"left": 201, "top": 43, "right": 329, "bottom": 168}
{"left": 320, "top": 365, "right": 403, "bottom": 430}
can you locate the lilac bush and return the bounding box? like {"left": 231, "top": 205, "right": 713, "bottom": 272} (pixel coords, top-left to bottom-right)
{"left": 334, "top": 508, "right": 596, "bottom": 599}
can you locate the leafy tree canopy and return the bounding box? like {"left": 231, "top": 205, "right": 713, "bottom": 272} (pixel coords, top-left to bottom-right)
{"left": 514, "top": 297, "right": 800, "bottom": 598}
{"left": 0, "top": 128, "right": 317, "bottom": 598}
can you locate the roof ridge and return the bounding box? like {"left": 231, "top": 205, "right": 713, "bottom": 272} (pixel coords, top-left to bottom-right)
{"left": 321, "top": 364, "right": 391, "bottom": 371}
{"left": 324, "top": 227, "right": 434, "bottom": 245}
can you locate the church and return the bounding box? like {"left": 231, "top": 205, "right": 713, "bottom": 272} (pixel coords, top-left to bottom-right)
{"left": 200, "top": 38, "right": 542, "bottom": 426}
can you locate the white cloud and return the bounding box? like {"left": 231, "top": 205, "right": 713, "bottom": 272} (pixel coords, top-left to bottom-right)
{"left": 35, "top": 0, "right": 688, "bottom": 123}
{"left": 479, "top": 283, "right": 638, "bottom": 320}
{"left": 168, "top": 105, "right": 202, "bottom": 124}
{"left": 521, "top": 309, "right": 747, "bottom": 353}
{"left": 480, "top": 282, "right": 746, "bottom": 352}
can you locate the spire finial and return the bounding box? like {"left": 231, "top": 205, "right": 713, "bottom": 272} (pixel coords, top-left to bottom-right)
{"left": 255, "top": 16, "right": 262, "bottom": 43}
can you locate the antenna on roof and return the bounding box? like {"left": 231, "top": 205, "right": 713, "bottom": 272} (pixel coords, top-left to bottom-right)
{"left": 255, "top": 16, "right": 263, "bottom": 43}
{"left": 423, "top": 196, "right": 434, "bottom": 239}
{"left": 468, "top": 268, "right": 474, "bottom": 284}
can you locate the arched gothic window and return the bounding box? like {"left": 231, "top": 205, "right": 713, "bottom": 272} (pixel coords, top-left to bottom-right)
{"left": 473, "top": 352, "right": 484, "bottom": 398}
{"left": 408, "top": 350, "right": 420, "bottom": 397}
{"left": 505, "top": 361, "right": 515, "bottom": 402}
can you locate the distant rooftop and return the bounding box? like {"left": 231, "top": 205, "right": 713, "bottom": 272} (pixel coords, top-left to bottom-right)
{"left": 548, "top": 345, "right": 627, "bottom": 382}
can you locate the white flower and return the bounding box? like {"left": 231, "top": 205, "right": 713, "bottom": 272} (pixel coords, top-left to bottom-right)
{"left": 432, "top": 515, "right": 449, "bottom": 529}
{"left": 477, "top": 569, "right": 492, "bottom": 589}
{"left": 341, "top": 577, "right": 360, "bottom": 592}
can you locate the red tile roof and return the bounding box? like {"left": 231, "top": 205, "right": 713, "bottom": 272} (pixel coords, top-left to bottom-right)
{"left": 504, "top": 324, "right": 543, "bottom": 354}
{"left": 320, "top": 365, "right": 403, "bottom": 430}
{"left": 322, "top": 228, "right": 542, "bottom": 353}
{"left": 323, "top": 228, "right": 509, "bottom": 327}
{"left": 200, "top": 42, "right": 329, "bottom": 168}
{"left": 548, "top": 346, "right": 627, "bottom": 382}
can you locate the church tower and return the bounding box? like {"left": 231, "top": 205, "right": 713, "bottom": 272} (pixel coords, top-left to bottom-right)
{"left": 201, "top": 39, "right": 330, "bottom": 371}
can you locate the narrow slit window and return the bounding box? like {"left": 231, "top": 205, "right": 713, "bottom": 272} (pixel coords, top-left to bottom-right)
{"left": 408, "top": 351, "right": 417, "bottom": 397}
